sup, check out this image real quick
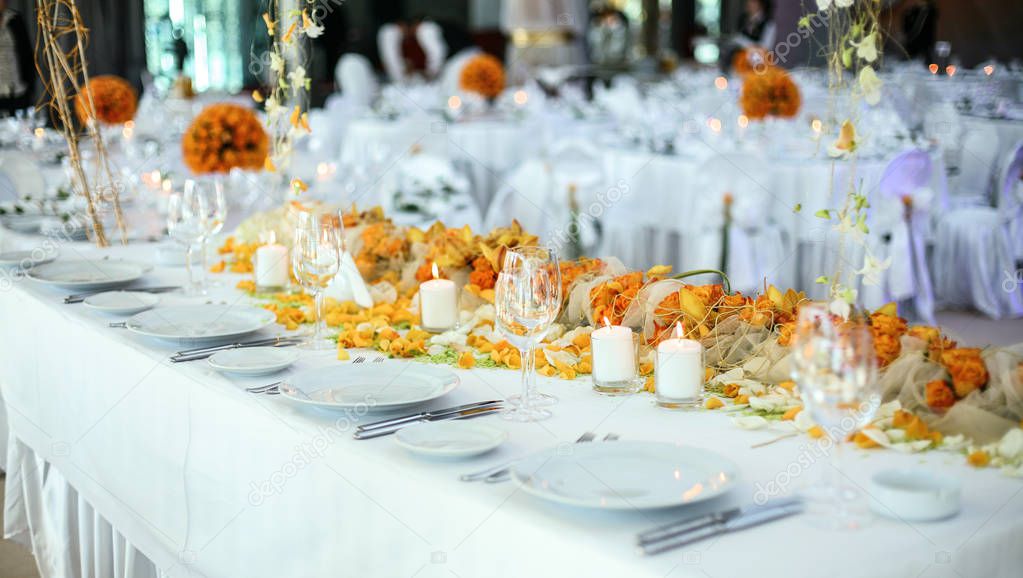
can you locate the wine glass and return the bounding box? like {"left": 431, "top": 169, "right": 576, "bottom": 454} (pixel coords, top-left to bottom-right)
{"left": 185, "top": 179, "right": 227, "bottom": 288}
{"left": 495, "top": 246, "right": 562, "bottom": 422}
{"left": 292, "top": 210, "right": 343, "bottom": 350}
{"left": 791, "top": 304, "right": 880, "bottom": 529}
{"left": 167, "top": 182, "right": 224, "bottom": 296}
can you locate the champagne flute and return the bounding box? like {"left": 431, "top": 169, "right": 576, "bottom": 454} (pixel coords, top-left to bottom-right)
{"left": 792, "top": 304, "right": 880, "bottom": 529}
{"left": 292, "top": 210, "right": 342, "bottom": 350}
{"left": 182, "top": 179, "right": 227, "bottom": 291}
{"left": 495, "top": 246, "right": 562, "bottom": 422}
{"left": 167, "top": 183, "right": 217, "bottom": 296}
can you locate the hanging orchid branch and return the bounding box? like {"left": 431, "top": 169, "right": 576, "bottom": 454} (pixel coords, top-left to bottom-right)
{"left": 801, "top": 0, "right": 886, "bottom": 318}
{"left": 255, "top": 0, "right": 324, "bottom": 196}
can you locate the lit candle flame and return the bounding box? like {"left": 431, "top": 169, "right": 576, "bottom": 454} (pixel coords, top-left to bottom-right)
{"left": 945, "top": 65, "right": 957, "bottom": 76}
{"left": 674, "top": 322, "right": 683, "bottom": 339}
{"left": 513, "top": 90, "right": 528, "bottom": 106}
{"left": 983, "top": 65, "right": 995, "bottom": 76}
{"left": 708, "top": 118, "right": 722, "bottom": 133}
{"left": 267, "top": 230, "right": 277, "bottom": 245}
{"left": 431, "top": 262, "right": 440, "bottom": 280}
{"left": 737, "top": 115, "right": 749, "bottom": 129}
{"left": 447, "top": 95, "right": 462, "bottom": 110}
{"left": 33, "top": 127, "right": 45, "bottom": 138}
{"left": 603, "top": 316, "right": 612, "bottom": 329}
{"left": 811, "top": 118, "right": 823, "bottom": 133}
{"left": 714, "top": 76, "right": 728, "bottom": 90}
{"left": 928, "top": 63, "right": 938, "bottom": 74}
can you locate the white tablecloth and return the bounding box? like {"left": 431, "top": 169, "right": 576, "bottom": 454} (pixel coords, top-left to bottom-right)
{"left": 3, "top": 240, "right": 1023, "bottom": 578}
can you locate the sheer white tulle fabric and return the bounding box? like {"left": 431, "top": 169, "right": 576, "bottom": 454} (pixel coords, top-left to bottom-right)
{"left": 934, "top": 141, "right": 1023, "bottom": 319}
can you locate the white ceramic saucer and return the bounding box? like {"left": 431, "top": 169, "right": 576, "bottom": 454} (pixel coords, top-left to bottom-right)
{"left": 208, "top": 347, "right": 299, "bottom": 376}
{"left": 395, "top": 421, "right": 507, "bottom": 458}
{"left": 869, "top": 469, "right": 961, "bottom": 522}
{"left": 83, "top": 291, "right": 160, "bottom": 315}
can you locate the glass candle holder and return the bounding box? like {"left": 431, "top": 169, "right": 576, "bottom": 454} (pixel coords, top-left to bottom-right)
{"left": 591, "top": 325, "right": 641, "bottom": 395}
{"left": 654, "top": 337, "right": 704, "bottom": 409}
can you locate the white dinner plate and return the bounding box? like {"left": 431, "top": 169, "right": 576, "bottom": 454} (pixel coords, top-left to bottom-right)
{"left": 279, "top": 362, "right": 459, "bottom": 411}
{"left": 124, "top": 305, "right": 277, "bottom": 344}
{"left": 83, "top": 291, "right": 160, "bottom": 315}
{"left": 510, "top": 441, "right": 739, "bottom": 510}
{"left": 395, "top": 421, "right": 507, "bottom": 458}
{"left": 0, "top": 249, "right": 57, "bottom": 270}
{"left": 27, "top": 260, "right": 145, "bottom": 290}
{"left": 208, "top": 347, "right": 298, "bottom": 376}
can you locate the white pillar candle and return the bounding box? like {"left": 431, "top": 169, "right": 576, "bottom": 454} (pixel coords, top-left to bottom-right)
{"left": 420, "top": 263, "right": 458, "bottom": 331}
{"left": 255, "top": 241, "right": 289, "bottom": 289}
{"left": 656, "top": 324, "right": 704, "bottom": 405}
{"left": 592, "top": 322, "right": 637, "bottom": 383}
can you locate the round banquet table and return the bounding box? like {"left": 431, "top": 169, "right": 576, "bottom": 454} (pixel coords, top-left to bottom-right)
{"left": 599, "top": 143, "right": 948, "bottom": 292}
{"left": 1, "top": 236, "right": 1022, "bottom": 578}
{"left": 339, "top": 113, "right": 616, "bottom": 214}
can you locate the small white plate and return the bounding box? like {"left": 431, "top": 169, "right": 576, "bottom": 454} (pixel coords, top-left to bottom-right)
{"left": 395, "top": 421, "right": 507, "bottom": 458}
{"left": 125, "top": 305, "right": 277, "bottom": 345}
{"left": 208, "top": 347, "right": 298, "bottom": 376}
{"left": 279, "top": 362, "right": 459, "bottom": 411}
{"left": 511, "top": 441, "right": 739, "bottom": 510}
{"left": 27, "top": 260, "right": 146, "bottom": 290}
{"left": 0, "top": 249, "right": 57, "bottom": 270}
{"left": 869, "top": 469, "right": 961, "bottom": 522}
{"left": 83, "top": 291, "right": 160, "bottom": 315}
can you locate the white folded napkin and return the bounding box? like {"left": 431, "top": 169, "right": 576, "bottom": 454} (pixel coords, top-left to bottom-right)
{"left": 325, "top": 251, "right": 373, "bottom": 308}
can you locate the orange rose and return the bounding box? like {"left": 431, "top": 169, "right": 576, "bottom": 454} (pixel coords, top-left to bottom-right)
{"left": 182, "top": 103, "right": 268, "bottom": 174}
{"left": 75, "top": 75, "right": 138, "bottom": 125}
{"left": 739, "top": 67, "right": 801, "bottom": 120}
{"left": 940, "top": 348, "right": 989, "bottom": 398}
{"left": 870, "top": 312, "right": 909, "bottom": 337}
{"left": 459, "top": 54, "right": 505, "bottom": 99}
{"left": 924, "top": 379, "right": 956, "bottom": 411}
{"left": 873, "top": 333, "right": 901, "bottom": 367}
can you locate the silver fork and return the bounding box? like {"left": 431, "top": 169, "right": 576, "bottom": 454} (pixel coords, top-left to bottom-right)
{"left": 373, "top": 357, "right": 385, "bottom": 363}
{"left": 474, "top": 431, "right": 599, "bottom": 484}
{"left": 246, "top": 381, "right": 282, "bottom": 395}
{"left": 352, "top": 356, "right": 366, "bottom": 363}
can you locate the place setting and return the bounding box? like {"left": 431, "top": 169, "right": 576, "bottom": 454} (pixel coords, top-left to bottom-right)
{"left": 4, "top": 2, "right": 1023, "bottom": 577}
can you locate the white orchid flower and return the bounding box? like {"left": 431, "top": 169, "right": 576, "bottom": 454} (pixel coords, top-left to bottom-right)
{"left": 855, "top": 251, "right": 892, "bottom": 286}
{"left": 855, "top": 32, "right": 879, "bottom": 63}
{"left": 858, "top": 65, "right": 883, "bottom": 106}
{"left": 998, "top": 429, "right": 1023, "bottom": 460}
{"left": 733, "top": 415, "right": 769, "bottom": 430}
{"left": 269, "top": 52, "right": 285, "bottom": 75}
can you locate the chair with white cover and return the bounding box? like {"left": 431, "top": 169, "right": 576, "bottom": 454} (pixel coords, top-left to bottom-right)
{"left": 334, "top": 53, "right": 378, "bottom": 109}
{"left": 439, "top": 47, "right": 482, "bottom": 100}
{"left": 997, "top": 140, "right": 1023, "bottom": 262}
{"left": 946, "top": 122, "right": 1000, "bottom": 209}
{"left": 485, "top": 138, "right": 604, "bottom": 257}
{"left": 377, "top": 22, "right": 447, "bottom": 83}
{"left": 861, "top": 149, "right": 937, "bottom": 323}
{"left": 933, "top": 141, "right": 1023, "bottom": 319}
{"left": 682, "top": 152, "right": 792, "bottom": 294}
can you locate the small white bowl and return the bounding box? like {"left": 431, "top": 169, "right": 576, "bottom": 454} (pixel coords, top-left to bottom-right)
{"left": 869, "top": 469, "right": 961, "bottom": 522}
{"left": 395, "top": 421, "right": 507, "bottom": 459}
{"left": 208, "top": 346, "right": 298, "bottom": 376}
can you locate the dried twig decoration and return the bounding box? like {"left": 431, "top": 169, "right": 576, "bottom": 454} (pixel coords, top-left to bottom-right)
{"left": 34, "top": 0, "right": 127, "bottom": 246}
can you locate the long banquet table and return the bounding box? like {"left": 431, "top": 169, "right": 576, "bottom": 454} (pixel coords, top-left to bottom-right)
{"left": 2, "top": 236, "right": 1023, "bottom": 578}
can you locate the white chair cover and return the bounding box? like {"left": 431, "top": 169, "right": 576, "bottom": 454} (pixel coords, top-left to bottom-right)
{"left": 947, "top": 122, "right": 1000, "bottom": 209}
{"left": 439, "top": 48, "right": 482, "bottom": 101}
{"left": 381, "top": 153, "right": 481, "bottom": 231}
{"left": 934, "top": 141, "right": 1023, "bottom": 319}
{"left": 377, "top": 22, "right": 446, "bottom": 83}
{"left": 864, "top": 149, "right": 936, "bottom": 323}
{"left": 334, "top": 53, "right": 378, "bottom": 109}
{"left": 996, "top": 140, "right": 1023, "bottom": 261}
{"left": 683, "top": 153, "right": 791, "bottom": 294}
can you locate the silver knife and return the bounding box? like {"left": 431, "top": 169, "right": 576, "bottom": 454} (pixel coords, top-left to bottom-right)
{"left": 170, "top": 336, "right": 301, "bottom": 361}
{"left": 357, "top": 400, "right": 503, "bottom": 432}
{"left": 352, "top": 405, "right": 503, "bottom": 440}
{"left": 637, "top": 496, "right": 802, "bottom": 546}
{"left": 639, "top": 500, "right": 804, "bottom": 556}
{"left": 65, "top": 285, "right": 178, "bottom": 304}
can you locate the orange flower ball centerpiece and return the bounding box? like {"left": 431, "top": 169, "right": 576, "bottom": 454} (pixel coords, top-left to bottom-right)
{"left": 459, "top": 54, "right": 506, "bottom": 102}
{"left": 182, "top": 103, "right": 269, "bottom": 175}
{"left": 739, "top": 67, "right": 801, "bottom": 121}
{"left": 75, "top": 75, "right": 138, "bottom": 126}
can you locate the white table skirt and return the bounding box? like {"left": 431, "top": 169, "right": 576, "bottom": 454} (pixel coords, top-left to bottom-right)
{"left": 2, "top": 241, "right": 1023, "bottom": 578}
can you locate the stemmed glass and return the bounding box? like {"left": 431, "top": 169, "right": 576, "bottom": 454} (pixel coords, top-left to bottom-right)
{"left": 791, "top": 303, "right": 880, "bottom": 529}
{"left": 292, "top": 210, "right": 343, "bottom": 350}
{"left": 494, "top": 246, "right": 562, "bottom": 422}
{"left": 188, "top": 179, "right": 227, "bottom": 289}
{"left": 167, "top": 180, "right": 226, "bottom": 296}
